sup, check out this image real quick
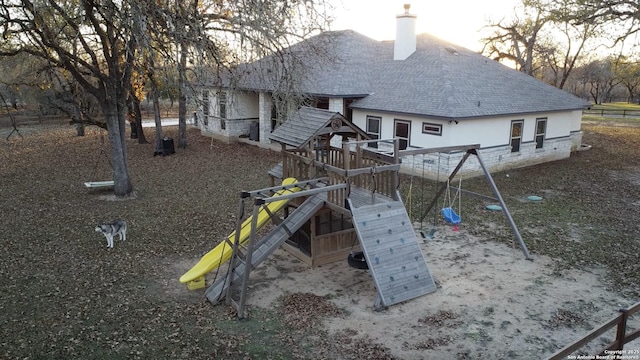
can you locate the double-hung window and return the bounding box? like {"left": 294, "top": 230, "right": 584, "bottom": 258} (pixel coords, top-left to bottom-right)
{"left": 510, "top": 120, "right": 523, "bottom": 153}
{"left": 366, "top": 116, "right": 381, "bottom": 148}
{"left": 394, "top": 119, "right": 411, "bottom": 150}
{"left": 218, "top": 91, "right": 227, "bottom": 130}
{"left": 535, "top": 118, "right": 547, "bottom": 149}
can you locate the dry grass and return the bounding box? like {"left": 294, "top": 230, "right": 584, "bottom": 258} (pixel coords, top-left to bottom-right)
{"left": 1, "top": 121, "right": 639, "bottom": 359}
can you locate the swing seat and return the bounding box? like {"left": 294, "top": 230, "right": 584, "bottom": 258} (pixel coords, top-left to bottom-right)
{"left": 84, "top": 181, "right": 115, "bottom": 188}
{"left": 441, "top": 207, "right": 461, "bottom": 225}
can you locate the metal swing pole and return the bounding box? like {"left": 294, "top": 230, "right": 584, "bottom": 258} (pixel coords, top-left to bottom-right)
{"left": 471, "top": 149, "right": 533, "bottom": 260}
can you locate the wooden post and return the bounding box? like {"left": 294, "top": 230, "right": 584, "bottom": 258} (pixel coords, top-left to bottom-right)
{"left": 237, "top": 198, "right": 263, "bottom": 319}
{"left": 392, "top": 138, "right": 400, "bottom": 200}
{"left": 343, "top": 141, "right": 351, "bottom": 202}
{"left": 280, "top": 143, "right": 287, "bottom": 178}
{"left": 614, "top": 307, "right": 629, "bottom": 350}
{"left": 224, "top": 194, "right": 249, "bottom": 305}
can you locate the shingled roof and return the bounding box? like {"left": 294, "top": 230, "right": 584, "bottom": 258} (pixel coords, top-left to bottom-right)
{"left": 231, "top": 30, "right": 589, "bottom": 120}
{"left": 269, "top": 106, "right": 367, "bottom": 148}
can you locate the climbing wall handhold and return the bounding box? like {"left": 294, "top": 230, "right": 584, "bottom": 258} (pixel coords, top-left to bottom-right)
{"left": 389, "top": 276, "right": 395, "bottom": 281}
{"left": 362, "top": 221, "right": 367, "bottom": 226}
{"left": 400, "top": 238, "right": 405, "bottom": 244}
{"left": 389, "top": 248, "right": 394, "bottom": 254}
{"left": 375, "top": 256, "right": 380, "bottom": 264}
{"left": 388, "top": 229, "right": 392, "bottom": 234}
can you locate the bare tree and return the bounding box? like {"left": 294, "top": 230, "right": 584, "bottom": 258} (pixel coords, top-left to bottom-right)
{"left": 0, "top": 0, "right": 138, "bottom": 197}
{"left": 581, "top": 58, "right": 622, "bottom": 103}
{"left": 481, "top": 0, "right": 550, "bottom": 75}
{"left": 612, "top": 56, "right": 640, "bottom": 102}
{"left": 569, "top": 0, "right": 640, "bottom": 41}
{"left": 536, "top": 1, "right": 599, "bottom": 89}
{"left": 1, "top": 0, "right": 332, "bottom": 196}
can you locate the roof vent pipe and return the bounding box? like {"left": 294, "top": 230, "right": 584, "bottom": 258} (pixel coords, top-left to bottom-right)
{"left": 394, "top": 4, "right": 417, "bottom": 60}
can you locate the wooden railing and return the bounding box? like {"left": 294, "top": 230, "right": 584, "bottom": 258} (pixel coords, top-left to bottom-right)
{"left": 279, "top": 141, "right": 400, "bottom": 208}
{"left": 547, "top": 301, "right": 640, "bottom": 359}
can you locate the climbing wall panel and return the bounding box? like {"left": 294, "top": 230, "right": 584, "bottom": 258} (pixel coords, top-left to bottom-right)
{"left": 349, "top": 200, "right": 437, "bottom": 308}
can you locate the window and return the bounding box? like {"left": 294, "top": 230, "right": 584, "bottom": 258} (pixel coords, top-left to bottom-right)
{"left": 394, "top": 119, "right": 411, "bottom": 150}
{"left": 343, "top": 99, "right": 357, "bottom": 121}
{"left": 366, "top": 116, "right": 381, "bottom": 148}
{"left": 422, "top": 122, "right": 442, "bottom": 136}
{"left": 202, "top": 90, "right": 209, "bottom": 126}
{"left": 535, "top": 118, "right": 547, "bottom": 149}
{"left": 218, "top": 91, "right": 227, "bottom": 119}
{"left": 510, "top": 120, "right": 523, "bottom": 153}
{"left": 316, "top": 97, "right": 329, "bottom": 110}
{"left": 271, "top": 101, "right": 278, "bottom": 131}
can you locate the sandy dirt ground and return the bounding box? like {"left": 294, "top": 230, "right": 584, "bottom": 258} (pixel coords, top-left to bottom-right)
{"left": 233, "top": 224, "right": 640, "bottom": 359}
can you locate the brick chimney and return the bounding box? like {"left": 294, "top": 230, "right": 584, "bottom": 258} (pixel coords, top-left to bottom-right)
{"left": 394, "top": 4, "right": 417, "bottom": 60}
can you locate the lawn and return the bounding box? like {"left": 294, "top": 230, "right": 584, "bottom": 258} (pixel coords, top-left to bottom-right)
{"left": 589, "top": 102, "right": 640, "bottom": 111}
{"left": 1, "top": 120, "right": 639, "bottom": 359}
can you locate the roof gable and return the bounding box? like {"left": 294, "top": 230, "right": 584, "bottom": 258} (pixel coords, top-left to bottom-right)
{"left": 269, "top": 106, "right": 368, "bottom": 148}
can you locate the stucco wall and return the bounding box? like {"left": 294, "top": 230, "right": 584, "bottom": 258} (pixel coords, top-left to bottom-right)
{"left": 351, "top": 109, "right": 581, "bottom": 178}
{"left": 196, "top": 89, "right": 259, "bottom": 142}
{"left": 195, "top": 89, "right": 584, "bottom": 177}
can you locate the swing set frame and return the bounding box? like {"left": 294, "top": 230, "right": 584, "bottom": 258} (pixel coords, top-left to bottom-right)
{"left": 399, "top": 143, "right": 533, "bottom": 260}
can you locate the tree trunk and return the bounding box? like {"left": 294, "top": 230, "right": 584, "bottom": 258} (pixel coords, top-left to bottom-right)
{"left": 127, "top": 96, "right": 138, "bottom": 139}
{"left": 74, "top": 106, "right": 85, "bottom": 137}
{"left": 153, "top": 92, "right": 164, "bottom": 154}
{"left": 177, "top": 42, "right": 188, "bottom": 149}
{"left": 132, "top": 95, "right": 148, "bottom": 144}
{"left": 104, "top": 98, "right": 133, "bottom": 197}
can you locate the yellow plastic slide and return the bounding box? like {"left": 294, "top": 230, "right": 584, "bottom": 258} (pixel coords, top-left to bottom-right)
{"left": 179, "top": 178, "right": 299, "bottom": 286}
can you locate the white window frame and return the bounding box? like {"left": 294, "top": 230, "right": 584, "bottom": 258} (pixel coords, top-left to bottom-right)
{"left": 422, "top": 122, "right": 442, "bottom": 136}
{"left": 394, "top": 119, "right": 411, "bottom": 150}
{"left": 510, "top": 120, "right": 524, "bottom": 153}
{"left": 366, "top": 116, "right": 381, "bottom": 148}
{"left": 218, "top": 91, "right": 227, "bottom": 130}
{"left": 535, "top": 118, "right": 547, "bottom": 149}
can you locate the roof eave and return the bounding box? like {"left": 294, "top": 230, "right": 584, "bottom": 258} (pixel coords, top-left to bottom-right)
{"left": 349, "top": 105, "right": 590, "bottom": 121}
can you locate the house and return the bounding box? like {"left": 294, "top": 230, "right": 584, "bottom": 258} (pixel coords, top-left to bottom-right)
{"left": 196, "top": 4, "right": 589, "bottom": 178}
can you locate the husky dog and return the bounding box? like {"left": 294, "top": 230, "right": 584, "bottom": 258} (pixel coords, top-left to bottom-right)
{"left": 95, "top": 220, "right": 127, "bottom": 248}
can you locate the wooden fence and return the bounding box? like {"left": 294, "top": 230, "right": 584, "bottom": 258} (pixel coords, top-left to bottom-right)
{"left": 547, "top": 301, "right": 640, "bottom": 359}
{"left": 583, "top": 109, "right": 640, "bottom": 118}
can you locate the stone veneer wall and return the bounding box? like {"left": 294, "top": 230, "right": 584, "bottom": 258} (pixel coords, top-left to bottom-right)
{"left": 399, "top": 135, "right": 576, "bottom": 179}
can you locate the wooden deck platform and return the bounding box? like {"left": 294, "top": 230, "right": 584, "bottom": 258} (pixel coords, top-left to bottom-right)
{"left": 348, "top": 186, "right": 394, "bottom": 208}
